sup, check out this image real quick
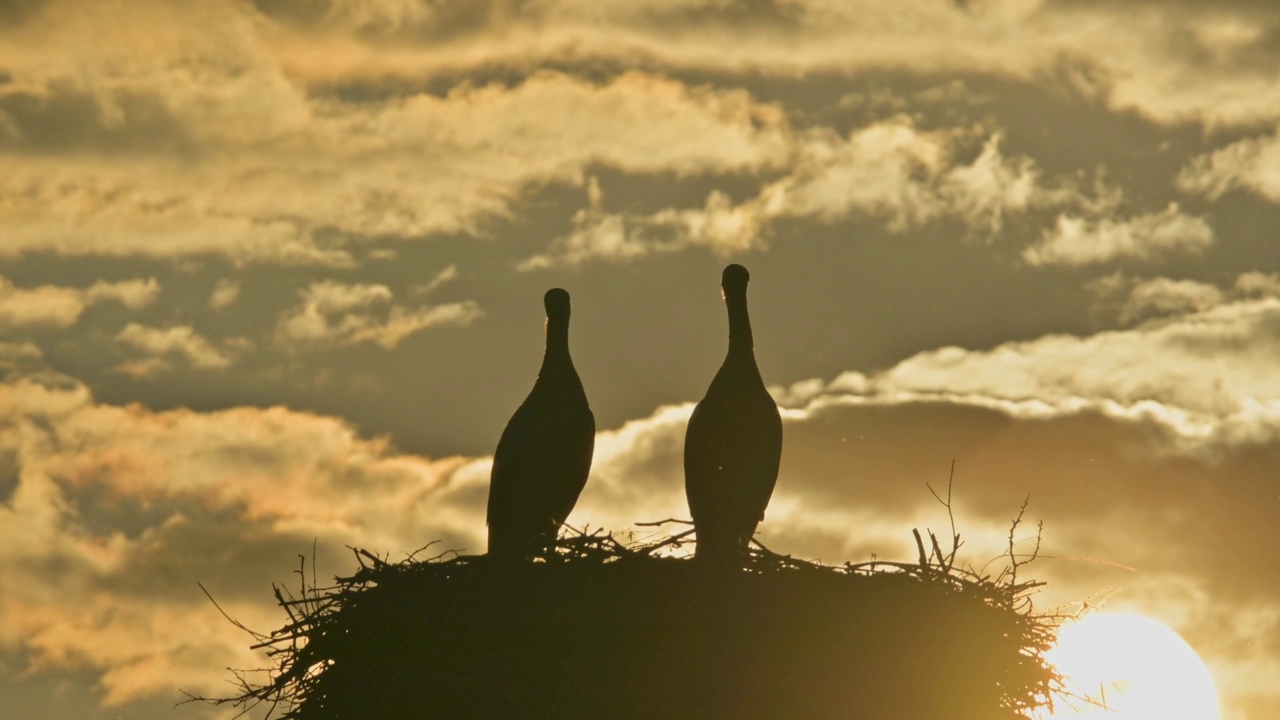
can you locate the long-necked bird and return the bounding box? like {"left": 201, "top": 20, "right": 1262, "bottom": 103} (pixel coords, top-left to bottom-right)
{"left": 487, "top": 288, "right": 595, "bottom": 559}
{"left": 684, "top": 264, "right": 782, "bottom": 563}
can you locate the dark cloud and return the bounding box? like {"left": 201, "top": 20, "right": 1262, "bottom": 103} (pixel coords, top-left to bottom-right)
{"left": 0, "top": 86, "right": 194, "bottom": 155}
{"left": 250, "top": 0, "right": 522, "bottom": 38}
{"left": 0, "top": 0, "right": 45, "bottom": 24}
{"left": 0, "top": 448, "right": 15, "bottom": 504}
{"left": 97, "top": 514, "right": 353, "bottom": 602}
{"left": 770, "top": 399, "right": 1276, "bottom": 584}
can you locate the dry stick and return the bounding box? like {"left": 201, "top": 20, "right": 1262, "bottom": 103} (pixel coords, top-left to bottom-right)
{"left": 634, "top": 517, "right": 694, "bottom": 527}
{"left": 1007, "top": 495, "right": 1031, "bottom": 590}
{"left": 1033, "top": 554, "right": 1136, "bottom": 571}
{"left": 912, "top": 528, "right": 930, "bottom": 569}
{"left": 405, "top": 541, "right": 449, "bottom": 563}
{"left": 925, "top": 460, "right": 963, "bottom": 572}
{"left": 638, "top": 528, "right": 696, "bottom": 555}
{"left": 310, "top": 537, "right": 318, "bottom": 601}
{"left": 929, "top": 532, "right": 945, "bottom": 568}
{"left": 748, "top": 537, "right": 786, "bottom": 559}
{"left": 198, "top": 582, "right": 270, "bottom": 643}
{"left": 183, "top": 586, "right": 281, "bottom": 718}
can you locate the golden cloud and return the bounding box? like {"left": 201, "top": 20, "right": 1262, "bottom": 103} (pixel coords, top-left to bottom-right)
{"left": 1022, "top": 203, "right": 1214, "bottom": 267}
{"left": 522, "top": 122, "right": 1067, "bottom": 269}
{"left": 246, "top": 0, "right": 1280, "bottom": 126}
{"left": 114, "top": 323, "right": 237, "bottom": 373}
{"left": 1178, "top": 125, "right": 1280, "bottom": 201}
{"left": 0, "top": 275, "right": 160, "bottom": 331}
{"left": 0, "top": 375, "right": 483, "bottom": 703}
{"left": 274, "top": 280, "right": 482, "bottom": 350}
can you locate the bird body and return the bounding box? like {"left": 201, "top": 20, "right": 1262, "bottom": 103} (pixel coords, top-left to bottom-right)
{"left": 684, "top": 264, "right": 782, "bottom": 563}
{"left": 487, "top": 289, "right": 595, "bottom": 559}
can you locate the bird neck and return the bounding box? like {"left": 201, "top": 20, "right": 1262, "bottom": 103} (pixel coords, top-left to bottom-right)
{"left": 541, "top": 318, "right": 574, "bottom": 373}
{"left": 725, "top": 288, "right": 754, "bottom": 359}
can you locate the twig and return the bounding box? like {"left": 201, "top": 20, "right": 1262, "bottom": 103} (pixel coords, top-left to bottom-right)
{"left": 912, "top": 528, "right": 929, "bottom": 569}
{"left": 197, "top": 582, "right": 269, "bottom": 643}
{"left": 634, "top": 517, "right": 694, "bottom": 527}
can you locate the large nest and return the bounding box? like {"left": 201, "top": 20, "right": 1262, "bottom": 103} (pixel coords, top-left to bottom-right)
{"left": 202, "top": 521, "right": 1063, "bottom": 720}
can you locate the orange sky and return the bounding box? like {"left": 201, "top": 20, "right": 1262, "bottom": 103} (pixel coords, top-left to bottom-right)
{"left": 1, "top": 1, "right": 1278, "bottom": 718}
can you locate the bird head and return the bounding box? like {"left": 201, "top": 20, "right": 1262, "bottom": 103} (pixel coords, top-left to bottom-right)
{"left": 721, "top": 264, "right": 750, "bottom": 297}
{"left": 544, "top": 288, "right": 571, "bottom": 321}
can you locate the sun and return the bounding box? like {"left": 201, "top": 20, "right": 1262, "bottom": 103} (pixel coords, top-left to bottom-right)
{"left": 1039, "top": 612, "right": 1220, "bottom": 720}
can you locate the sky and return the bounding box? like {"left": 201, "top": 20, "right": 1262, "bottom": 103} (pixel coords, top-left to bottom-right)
{"left": 1, "top": 0, "right": 1278, "bottom": 717}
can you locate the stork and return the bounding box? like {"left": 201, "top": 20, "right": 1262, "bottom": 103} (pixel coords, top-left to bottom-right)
{"left": 684, "top": 264, "right": 782, "bottom": 563}
{"left": 487, "top": 288, "right": 595, "bottom": 560}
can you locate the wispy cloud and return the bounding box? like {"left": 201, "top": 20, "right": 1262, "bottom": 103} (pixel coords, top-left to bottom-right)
{"left": 1088, "top": 272, "right": 1280, "bottom": 327}
{"left": 522, "top": 123, "right": 1063, "bottom": 269}
{"left": 5, "top": 1, "right": 1274, "bottom": 274}
{"left": 1021, "top": 203, "right": 1214, "bottom": 267}
{"left": 0, "top": 276, "right": 160, "bottom": 331}
{"left": 1, "top": 0, "right": 1273, "bottom": 294}
{"left": 1177, "top": 126, "right": 1280, "bottom": 201}
{"left": 114, "top": 323, "right": 239, "bottom": 375}
{"left": 207, "top": 279, "right": 241, "bottom": 310}
{"left": 411, "top": 264, "right": 460, "bottom": 296}
{"left": 0, "top": 375, "right": 482, "bottom": 705}
{"left": 250, "top": 1, "right": 1280, "bottom": 126}
{"left": 795, "top": 289, "right": 1280, "bottom": 450}
{"left": 275, "top": 280, "right": 481, "bottom": 350}
{"left": 0, "top": 340, "right": 44, "bottom": 375}
{"left": 0, "top": 65, "right": 791, "bottom": 266}
{"left": 1115, "top": 277, "right": 1226, "bottom": 325}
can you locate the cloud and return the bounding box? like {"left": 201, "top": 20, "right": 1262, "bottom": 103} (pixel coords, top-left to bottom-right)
{"left": 818, "top": 297, "right": 1280, "bottom": 450}
{"left": 7, "top": 2, "right": 1275, "bottom": 273}
{"left": 3, "top": 1, "right": 1273, "bottom": 286}
{"left": 1088, "top": 271, "right": 1280, "bottom": 326}
{"left": 0, "top": 59, "right": 792, "bottom": 266}
{"left": 575, "top": 403, "right": 694, "bottom": 530}
{"left": 1116, "top": 277, "right": 1226, "bottom": 325}
{"left": 1177, "top": 126, "right": 1280, "bottom": 201}
{"left": 774, "top": 127, "right": 1052, "bottom": 233}
{"left": 0, "top": 275, "right": 161, "bottom": 331}
{"left": 522, "top": 122, "right": 1063, "bottom": 269}
{"left": 114, "top": 323, "right": 237, "bottom": 374}
{"left": 84, "top": 278, "right": 161, "bottom": 310}
{"left": 1021, "top": 203, "right": 1214, "bottom": 267}
{"left": 1234, "top": 271, "right": 1280, "bottom": 298}
{"left": 247, "top": 1, "right": 1280, "bottom": 127}
{"left": 0, "top": 374, "right": 484, "bottom": 705}
{"left": 518, "top": 189, "right": 769, "bottom": 270}
{"left": 275, "top": 280, "right": 482, "bottom": 350}
{"left": 411, "top": 264, "right": 459, "bottom": 295}
{"left": 0, "top": 280, "right": 85, "bottom": 330}
{"left": 0, "top": 341, "right": 44, "bottom": 375}
{"left": 207, "top": 279, "right": 241, "bottom": 310}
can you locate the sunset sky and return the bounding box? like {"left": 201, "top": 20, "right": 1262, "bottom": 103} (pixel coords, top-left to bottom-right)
{"left": 1, "top": 1, "right": 1278, "bottom": 718}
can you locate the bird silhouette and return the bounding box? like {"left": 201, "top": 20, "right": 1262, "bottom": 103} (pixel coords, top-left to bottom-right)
{"left": 487, "top": 288, "right": 595, "bottom": 560}
{"left": 684, "top": 264, "right": 782, "bottom": 563}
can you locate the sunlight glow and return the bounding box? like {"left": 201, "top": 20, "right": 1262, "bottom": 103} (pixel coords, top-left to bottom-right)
{"left": 1039, "top": 613, "right": 1219, "bottom": 720}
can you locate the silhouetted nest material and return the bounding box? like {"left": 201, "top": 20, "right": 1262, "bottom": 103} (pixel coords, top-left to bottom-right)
{"left": 197, "top": 523, "right": 1063, "bottom": 720}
